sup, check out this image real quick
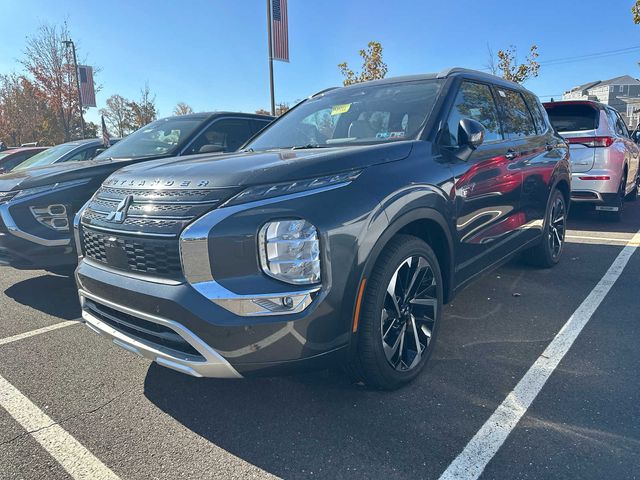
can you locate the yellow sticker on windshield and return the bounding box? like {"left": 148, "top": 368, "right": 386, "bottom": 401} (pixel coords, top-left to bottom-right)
{"left": 331, "top": 103, "right": 351, "bottom": 116}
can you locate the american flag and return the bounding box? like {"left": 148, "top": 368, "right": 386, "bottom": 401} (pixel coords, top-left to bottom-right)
{"left": 101, "top": 115, "right": 111, "bottom": 147}
{"left": 78, "top": 65, "right": 96, "bottom": 107}
{"left": 271, "top": 0, "right": 289, "bottom": 62}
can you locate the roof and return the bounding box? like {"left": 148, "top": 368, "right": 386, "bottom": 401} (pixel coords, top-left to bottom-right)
{"left": 542, "top": 100, "right": 607, "bottom": 110}
{"left": 161, "top": 112, "right": 275, "bottom": 121}
{"left": 336, "top": 67, "right": 528, "bottom": 92}
{"left": 566, "top": 75, "right": 640, "bottom": 93}
{"left": 0, "top": 146, "right": 48, "bottom": 154}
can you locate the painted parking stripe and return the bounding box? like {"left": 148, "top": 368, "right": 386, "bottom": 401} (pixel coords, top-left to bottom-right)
{"left": 0, "top": 321, "right": 78, "bottom": 346}
{"left": 566, "top": 234, "right": 640, "bottom": 246}
{"left": 439, "top": 228, "right": 640, "bottom": 480}
{"left": 0, "top": 373, "right": 120, "bottom": 480}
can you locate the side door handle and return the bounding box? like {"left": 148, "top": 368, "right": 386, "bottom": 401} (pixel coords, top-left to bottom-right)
{"left": 505, "top": 149, "right": 519, "bottom": 160}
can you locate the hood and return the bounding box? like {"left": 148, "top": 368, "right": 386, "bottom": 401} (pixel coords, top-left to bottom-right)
{"left": 0, "top": 157, "right": 147, "bottom": 192}
{"left": 104, "top": 141, "right": 415, "bottom": 189}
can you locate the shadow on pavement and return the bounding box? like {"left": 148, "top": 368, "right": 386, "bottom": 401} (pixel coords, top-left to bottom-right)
{"left": 143, "top": 363, "right": 471, "bottom": 479}
{"left": 568, "top": 202, "right": 640, "bottom": 235}
{"left": 4, "top": 274, "right": 80, "bottom": 320}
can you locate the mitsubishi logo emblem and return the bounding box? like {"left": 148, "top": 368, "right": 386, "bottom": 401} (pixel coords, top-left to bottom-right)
{"left": 106, "top": 195, "right": 133, "bottom": 223}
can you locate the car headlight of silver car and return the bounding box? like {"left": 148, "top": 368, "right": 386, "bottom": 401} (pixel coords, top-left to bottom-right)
{"left": 259, "top": 219, "right": 321, "bottom": 285}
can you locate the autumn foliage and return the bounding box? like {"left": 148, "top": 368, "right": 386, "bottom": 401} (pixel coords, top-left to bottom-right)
{"left": 338, "top": 41, "right": 388, "bottom": 86}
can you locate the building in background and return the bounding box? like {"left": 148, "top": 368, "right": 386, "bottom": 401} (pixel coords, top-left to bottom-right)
{"left": 562, "top": 75, "right": 640, "bottom": 126}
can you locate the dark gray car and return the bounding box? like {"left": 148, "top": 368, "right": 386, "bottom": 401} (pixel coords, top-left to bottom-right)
{"left": 75, "top": 69, "right": 570, "bottom": 389}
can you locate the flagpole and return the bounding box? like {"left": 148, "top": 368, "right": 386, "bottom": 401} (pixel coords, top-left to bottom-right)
{"left": 62, "top": 39, "right": 85, "bottom": 139}
{"left": 266, "top": 0, "right": 275, "bottom": 116}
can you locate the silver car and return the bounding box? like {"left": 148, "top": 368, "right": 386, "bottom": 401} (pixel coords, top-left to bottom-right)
{"left": 544, "top": 100, "right": 640, "bottom": 220}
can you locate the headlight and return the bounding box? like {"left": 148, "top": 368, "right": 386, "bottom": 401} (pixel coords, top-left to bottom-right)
{"left": 224, "top": 170, "right": 361, "bottom": 207}
{"left": 30, "top": 204, "right": 69, "bottom": 231}
{"left": 259, "top": 219, "right": 321, "bottom": 285}
{"left": 12, "top": 179, "right": 90, "bottom": 201}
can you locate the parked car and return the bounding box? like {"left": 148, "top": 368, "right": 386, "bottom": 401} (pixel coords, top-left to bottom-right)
{"left": 0, "top": 112, "right": 273, "bottom": 272}
{"left": 0, "top": 147, "right": 50, "bottom": 174}
{"left": 74, "top": 68, "right": 570, "bottom": 389}
{"left": 543, "top": 100, "right": 640, "bottom": 220}
{"left": 11, "top": 139, "right": 119, "bottom": 172}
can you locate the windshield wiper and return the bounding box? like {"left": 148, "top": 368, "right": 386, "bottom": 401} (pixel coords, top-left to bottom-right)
{"left": 290, "top": 144, "right": 325, "bottom": 150}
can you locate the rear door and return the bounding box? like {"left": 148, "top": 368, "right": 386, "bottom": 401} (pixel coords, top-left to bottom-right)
{"left": 441, "top": 80, "right": 523, "bottom": 281}
{"left": 544, "top": 102, "right": 599, "bottom": 173}
{"left": 609, "top": 108, "right": 640, "bottom": 189}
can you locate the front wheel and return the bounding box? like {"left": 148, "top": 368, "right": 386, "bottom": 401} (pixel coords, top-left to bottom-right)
{"left": 524, "top": 189, "right": 567, "bottom": 268}
{"left": 350, "top": 235, "right": 443, "bottom": 390}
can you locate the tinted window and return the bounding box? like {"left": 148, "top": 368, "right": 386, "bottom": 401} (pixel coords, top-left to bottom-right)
{"left": 442, "top": 81, "right": 503, "bottom": 146}
{"left": 186, "top": 119, "right": 253, "bottom": 154}
{"left": 0, "top": 153, "right": 29, "bottom": 171}
{"left": 609, "top": 110, "right": 628, "bottom": 137}
{"left": 66, "top": 146, "right": 98, "bottom": 162}
{"left": 525, "top": 94, "right": 548, "bottom": 134}
{"left": 496, "top": 88, "right": 537, "bottom": 139}
{"left": 544, "top": 103, "right": 599, "bottom": 132}
{"left": 247, "top": 80, "right": 443, "bottom": 150}
{"left": 251, "top": 119, "right": 271, "bottom": 135}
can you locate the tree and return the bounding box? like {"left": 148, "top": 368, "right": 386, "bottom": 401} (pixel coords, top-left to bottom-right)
{"left": 255, "top": 108, "right": 271, "bottom": 115}
{"left": 100, "top": 94, "right": 133, "bottom": 137}
{"left": 495, "top": 45, "right": 540, "bottom": 84}
{"left": 485, "top": 44, "right": 498, "bottom": 76}
{"left": 0, "top": 74, "right": 52, "bottom": 145}
{"left": 275, "top": 102, "right": 290, "bottom": 116}
{"left": 338, "top": 41, "right": 388, "bottom": 86}
{"left": 128, "top": 82, "right": 157, "bottom": 129}
{"left": 173, "top": 102, "right": 193, "bottom": 116}
{"left": 634, "top": 0, "right": 640, "bottom": 23}
{"left": 21, "top": 23, "right": 89, "bottom": 142}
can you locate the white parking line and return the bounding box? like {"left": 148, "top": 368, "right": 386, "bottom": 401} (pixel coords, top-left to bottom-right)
{"left": 439, "top": 229, "right": 640, "bottom": 480}
{"left": 566, "top": 234, "right": 640, "bottom": 246}
{"left": 0, "top": 321, "right": 78, "bottom": 346}
{"left": 0, "top": 374, "right": 120, "bottom": 479}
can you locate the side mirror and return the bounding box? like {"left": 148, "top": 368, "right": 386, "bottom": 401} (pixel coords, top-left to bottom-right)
{"left": 458, "top": 118, "right": 485, "bottom": 150}
{"left": 198, "top": 144, "right": 225, "bottom": 154}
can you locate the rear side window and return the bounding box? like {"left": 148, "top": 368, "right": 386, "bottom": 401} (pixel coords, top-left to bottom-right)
{"left": 496, "top": 88, "right": 537, "bottom": 139}
{"left": 251, "top": 119, "right": 271, "bottom": 135}
{"left": 544, "top": 103, "right": 599, "bottom": 132}
{"left": 442, "top": 81, "right": 503, "bottom": 146}
{"left": 524, "top": 94, "right": 548, "bottom": 134}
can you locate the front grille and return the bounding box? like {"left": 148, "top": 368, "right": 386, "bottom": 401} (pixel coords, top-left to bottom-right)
{"left": 80, "top": 184, "right": 238, "bottom": 277}
{"left": 84, "top": 299, "right": 204, "bottom": 360}
{"left": 82, "top": 229, "right": 182, "bottom": 278}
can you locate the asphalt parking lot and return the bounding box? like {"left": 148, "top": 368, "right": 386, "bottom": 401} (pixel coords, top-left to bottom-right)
{"left": 1, "top": 202, "right": 639, "bottom": 480}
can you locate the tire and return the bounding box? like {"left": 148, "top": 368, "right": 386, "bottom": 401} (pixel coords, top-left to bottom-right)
{"left": 600, "top": 174, "right": 626, "bottom": 222}
{"left": 349, "top": 235, "right": 443, "bottom": 390}
{"left": 524, "top": 189, "right": 567, "bottom": 268}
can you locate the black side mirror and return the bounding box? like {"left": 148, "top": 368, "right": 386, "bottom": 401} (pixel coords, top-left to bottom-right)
{"left": 198, "top": 144, "right": 225, "bottom": 154}
{"left": 458, "top": 118, "right": 485, "bottom": 150}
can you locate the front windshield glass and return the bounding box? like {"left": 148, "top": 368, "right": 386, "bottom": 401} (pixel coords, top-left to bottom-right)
{"left": 95, "top": 117, "right": 204, "bottom": 160}
{"left": 247, "top": 79, "right": 443, "bottom": 151}
{"left": 13, "top": 143, "right": 78, "bottom": 171}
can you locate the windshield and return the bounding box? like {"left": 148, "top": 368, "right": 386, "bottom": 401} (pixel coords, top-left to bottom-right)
{"left": 247, "top": 79, "right": 444, "bottom": 151}
{"left": 95, "top": 117, "right": 204, "bottom": 160}
{"left": 13, "top": 143, "right": 78, "bottom": 171}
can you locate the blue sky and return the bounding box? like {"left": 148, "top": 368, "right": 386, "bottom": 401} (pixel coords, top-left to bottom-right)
{"left": 1, "top": 0, "right": 639, "bottom": 125}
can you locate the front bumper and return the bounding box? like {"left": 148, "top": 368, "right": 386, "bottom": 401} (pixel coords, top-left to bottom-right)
{"left": 76, "top": 257, "right": 349, "bottom": 378}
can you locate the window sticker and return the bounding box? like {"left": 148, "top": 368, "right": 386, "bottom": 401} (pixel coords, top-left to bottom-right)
{"left": 469, "top": 108, "right": 481, "bottom": 116}
{"left": 389, "top": 131, "right": 406, "bottom": 139}
{"left": 498, "top": 90, "right": 506, "bottom": 97}
{"left": 331, "top": 103, "right": 351, "bottom": 116}
{"left": 376, "top": 132, "right": 390, "bottom": 139}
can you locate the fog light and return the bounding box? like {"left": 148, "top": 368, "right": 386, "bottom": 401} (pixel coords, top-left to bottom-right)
{"left": 30, "top": 204, "right": 70, "bottom": 232}
{"left": 259, "top": 219, "right": 321, "bottom": 285}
